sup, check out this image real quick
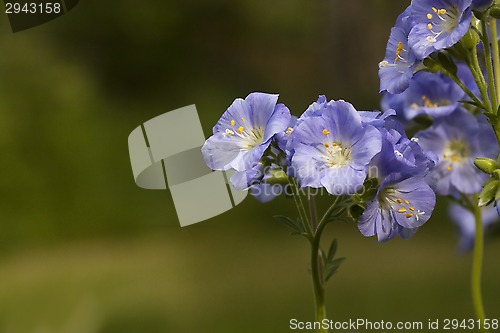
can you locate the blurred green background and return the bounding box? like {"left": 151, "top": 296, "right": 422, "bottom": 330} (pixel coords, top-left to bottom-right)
{"left": 0, "top": 1, "right": 499, "bottom": 332}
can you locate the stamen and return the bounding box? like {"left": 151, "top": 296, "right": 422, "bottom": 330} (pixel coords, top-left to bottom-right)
{"left": 404, "top": 200, "right": 410, "bottom": 205}
{"left": 322, "top": 129, "right": 330, "bottom": 135}
{"left": 230, "top": 120, "right": 235, "bottom": 126}
{"left": 241, "top": 117, "right": 245, "bottom": 123}
{"left": 427, "top": 23, "right": 433, "bottom": 30}
{"left": 405, "top": 213, "right": 414, "bottom": 218}
{"left": 397, "top": 198, "right": 403, "bottom": 204}
{"left": 324, "top": 143, "right": 329, "bottom": 148}
{"left": 398, "top": 208, "right": 407, "bottom": 213}
{"left": 225, "top": 129, "right": 234, "bottom": 136}
{"left": 238, "top": 126, "right": 244, "bottom": 134}
{"left": 395, "top": 42, "right": 404, "bottom": 62}
{"left": 409, "top": 207, "right": 415, "bottom": 212}
{"left": 285, "top": 127, "right": 293, "bottom": 135}
{"left": 432, "top": 7, "right": 438, "bottom": 13}
{"left": 438, "top": 9, "right": 446, "bottom": 15}
{"left": 379, "top": 60, "right": 389, "bottom": 69}
{"left": 427, "top": 13, "right": 433, "bottom": 19}
{"left": 446, "top": 165, "right": 452, "bottom": 171}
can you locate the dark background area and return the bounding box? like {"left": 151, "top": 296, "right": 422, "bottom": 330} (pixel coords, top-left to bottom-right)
{"left": 0, "top": 1, "right": 498, "bottom": 332}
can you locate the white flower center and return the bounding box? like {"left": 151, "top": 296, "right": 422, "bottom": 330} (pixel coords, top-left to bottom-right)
{"left": 426, "top": 6, "right": 460, "bottom": 44}
{"left": 323, "top": 141, "right": 351, "bottom": 168}
{"left": 442, "top": 139, "right": 469, "bottom": 171}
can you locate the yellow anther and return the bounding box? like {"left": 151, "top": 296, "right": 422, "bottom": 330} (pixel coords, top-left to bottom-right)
{"left": 397, "top": 198, "right": 403, "bottom": 204}
{"left": 322, "top": 129, "right": 330, "bottom": 135}
{"left": 324, "top": 143, "right": 330, "bottom": 148}
{"left": 404, "top": 200, "right": 410, "bottom": 205}
{"left": 332, "top": 142, "right": 338, "bottom": 146}
{"left": 438, "top": 9, "right": 446, "bottom": 15}
{"left": 230, "top": 120, "right": 235, "bottom": 126}
{"left": 446, "top": 165, "right": 452, "bottom": 171}
{"left": 395, "top": 41, "right": 404, "bottom": 62}
{"left": 241, "top": 117, "right": 245, "bottom": 123}
{"left": 443, "top": 154, "right": 448, "bottom": 158}
{"left": 432, "top": 7, "right": 438, "bottom": 13}
{"left": 285, "top": 127, "right": 293, "bottom": 135}
{"left": 422, "top": 95, "right": 437, "bottom": 108}
{"left": 451, "top": 156, "right": 460, "bottom": 162}
{"left": 427, "top": 13, "right": 433, "bottom": 19}
{"left": 406, "top": 213, "right": 414, "bottom": 218}
{"left": 398, "top": 208, "right": 407, "bottom": 213}
{"left": 238, "top": 126, "right": 244, "bottom": 134}
{"left": 409, "top": 207, "right": 415, "bottom": 212}
{"left": 427, "top": 23, "right": 433, "bottom": 30}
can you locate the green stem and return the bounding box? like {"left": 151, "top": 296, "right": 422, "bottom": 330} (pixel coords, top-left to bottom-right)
{"left": 490, "top": 19, "right": 500, "bottom": 109}
{"left": 308, "top": 196, "right": 344, "bottom": 333}
{"left": 288, "top": 178, "right": 312, "bottom": 240}
{"left": 471, "top": 195, "right": 489, "bottom": 333}
{"left": 468, "top": 48, "right": 493, "bottom": 113}
{"left": 309, "top": 195, "right": 328, "bottom": 333}
{"left": 481, "top": 19, "right": 497, "bottom": 111}
{"left": 441, "top": 69, "right": 484, "bottom": 108}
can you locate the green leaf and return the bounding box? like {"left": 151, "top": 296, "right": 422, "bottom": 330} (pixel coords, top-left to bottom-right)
{"left": 327, "top": 239, "right": 338, "bottom": 261}
{"left": 273, "top": 215, "right": 305, "bottom": 236}
{"left": 348, "top": 204, "right": 365, "bottom": 221}
{"left": 324, "top": 257, "right": 346, "bottom": 282}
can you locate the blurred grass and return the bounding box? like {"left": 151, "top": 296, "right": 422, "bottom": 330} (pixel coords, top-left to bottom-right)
{"left": 0, "top": 214, "right": 498, "bottom": 333}
{"left": 0, "top": 0, "right": 498, "bottom": 332}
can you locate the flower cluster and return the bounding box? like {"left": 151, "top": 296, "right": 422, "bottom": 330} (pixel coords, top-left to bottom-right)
{"left": 379, "top": 0, "right": 475, "bottom": 95}
{"left": 202, "top": 93, "right": 436, "bottom": 241}
{"left": 379, "top": 0, "right": 500, "bottom": 249}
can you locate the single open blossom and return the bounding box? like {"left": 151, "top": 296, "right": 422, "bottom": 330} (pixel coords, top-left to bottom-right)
{"left": 449, "top": 202, "right": 499, "bottom": 252}
{"left": 358, "top": 175, "right": 436, "bottom": 242}
{"left": 408, "top": 0, "right": 473, "bottom": 59}
{"left": 379, "top": 7, "right": 418, "bottom": 94}
{"left": 290, "top": 100, "right": 382, "bottom": 195}
{"left": 202, "top": 93, "right": 291, "bottom": 172}
{"left": 381, "top": 71, "right": 464, "bottom": 120}
{"left": 415, "top": 108, "right": 497, "bottom": 195}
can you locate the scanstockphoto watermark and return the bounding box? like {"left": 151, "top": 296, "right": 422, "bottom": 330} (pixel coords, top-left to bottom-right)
{"left": 249, "top": 164, "right": 381, "bottom": 198}
{"left": 289, "top": 318, "right": 499, "bottom": 331}
{"left": 289, "top": 318, "right": 424, "bottom": 331}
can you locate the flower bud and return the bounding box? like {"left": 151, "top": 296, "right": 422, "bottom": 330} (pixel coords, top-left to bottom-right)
{"left": 474, "top": 157, "right": 500, "bottom": 174}
{"left": 265, "top": 169, "right": 289, "bottom": 185}
{"left": 490, "top": 4, "right": 500, "bottom": 18}
{"left": 479, "top": 178, "right": 500, "bottom": 206}
{"left": 460, "top": 29, "right": 480, "bottom": 50}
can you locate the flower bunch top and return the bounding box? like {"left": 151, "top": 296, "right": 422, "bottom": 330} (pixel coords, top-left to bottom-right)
{"left": 202, "top": 93, "right": 436, "bottom": 242}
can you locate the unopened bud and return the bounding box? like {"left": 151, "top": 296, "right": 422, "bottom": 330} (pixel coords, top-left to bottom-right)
{"left": 474, "top": 157, "right": 499, "bottom": 174}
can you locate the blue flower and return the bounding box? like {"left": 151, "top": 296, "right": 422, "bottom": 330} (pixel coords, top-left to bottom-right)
{"left": 358, "top": 175, "right": 436, "bottom": 242}
{"left": 379, "top": 7, "right": 419, "bottom": 94}
{"left": 369, "top": 120, "right": 435, "bottom": 180}
{"left": 408, "top": 0, "right": 473, "bottom": 59}
{"left": 381, "top": 71, "right": 464, "bottom": 120}
{"left": 290, "top": 100, "right": 382, "bottom": 195}
{"left": 449, "top": 202, "right": 499, "bottom": 252}
{"left": 415, "top": 108, "right": 497, "bottom": 195}
{"left": 202, "top": 92, "right": 291, "bottom": 172}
